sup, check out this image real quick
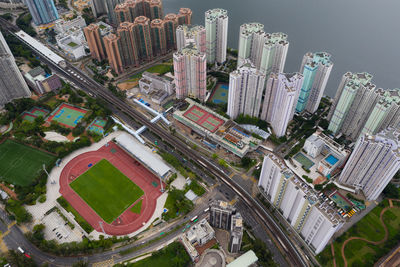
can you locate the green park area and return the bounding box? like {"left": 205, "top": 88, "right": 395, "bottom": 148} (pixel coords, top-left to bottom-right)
{"left": 0, "top": 139, "right": 56, "bottom": 186}
{"left": 70, "top": 159, "right": 144, "bottom": 223}
{"left": 126, "top": 242, "right": 190, "bottom": 267}
{"left": 318, "top": 199, "right": 400, "bottom": 266}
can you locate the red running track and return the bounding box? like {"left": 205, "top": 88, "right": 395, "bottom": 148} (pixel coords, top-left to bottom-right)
{"left": 59, "top": 142, "right": 163, "bottom": 235}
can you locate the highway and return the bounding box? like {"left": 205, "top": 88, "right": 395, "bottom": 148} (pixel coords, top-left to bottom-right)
{"left": 0, "top": 18, "right": 308, "bottom": 267}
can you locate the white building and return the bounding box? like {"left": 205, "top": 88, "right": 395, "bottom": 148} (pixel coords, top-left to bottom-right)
{"left": 56, "top": 29, "right": 87, "bottom": 60}
{"left": 303, "top": 132, "right": 349, "bottom": 178}
{"left": 54, "top": 16, "right": 86, "bottom": 34}
{"left": 139, "top": 71, "right": 175, "bottom": 95}
{"left": 182, "top": 219, "right": 215, "bottom": 261}
{"left": 260, "top": 72, "right": 303, "bottom": 137}
{"left": 205, "top": 8, "right": 228, "bottom": 64}
{"left": 227, "top": 60, "right": 266, "bottom": 119}
{"left": 237, "top": 22, "right": 288, "bottom": 77}
{"left": 176, "top": 24, "right": 206, "bottom": 54}
{"left": 258, "top": 154, "right": 344, "bottom": 254}
{"left": 173, "top": 43, "right": 207, "bottom": 101}
{"left": 338, "top": 127, "right": 400, "bottom": 200}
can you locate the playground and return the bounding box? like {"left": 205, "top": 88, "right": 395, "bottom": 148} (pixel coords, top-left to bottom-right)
{"left": 59, "top": 142, "right": 164, "bottom": 235}
{"left": 183, "top": 105, "right": 225, "bottom": 133}
{"left": 87, "top": 117, "right": 107, "bottom": 135}
{"left": 46, "top": 103, "right": 87, "bottom": 129}
{"left": 329, "top": 190, "right": 353, "bottom": 211}
{"left": 209, "top": 83, "right": 229, "bottom": 104}
{"left": 21, "top": 107, "right": 49, "bottom": 123}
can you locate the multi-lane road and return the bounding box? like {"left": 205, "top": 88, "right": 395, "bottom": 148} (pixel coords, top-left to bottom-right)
{"left": 0, "top": 18, "right": 309, "bottom": 267}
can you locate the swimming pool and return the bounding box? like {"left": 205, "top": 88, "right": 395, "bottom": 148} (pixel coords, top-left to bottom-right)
{"left": 325, "top": 154, "right": 339, "bottom": 166}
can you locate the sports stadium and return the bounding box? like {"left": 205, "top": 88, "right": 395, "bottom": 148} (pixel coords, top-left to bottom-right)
{"left": 59, "top": 133, "right": 169, "bottom": 235}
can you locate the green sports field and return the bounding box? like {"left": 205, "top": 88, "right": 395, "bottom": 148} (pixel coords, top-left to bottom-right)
{"left": 0, "top": 139, "right": 56, "bottom": 186}
{"left": 70, "top": 159, "right": 144, "bottom": 223}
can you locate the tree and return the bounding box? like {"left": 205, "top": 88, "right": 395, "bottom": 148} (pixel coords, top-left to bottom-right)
{"left": 383, "top": 183, "right": 399, "bottom": 199}
{"left": 6, "top": 250, "right": 36, "bottom": 267}
{"left": 241, "top": 157, "right": 252, "bottom": 168}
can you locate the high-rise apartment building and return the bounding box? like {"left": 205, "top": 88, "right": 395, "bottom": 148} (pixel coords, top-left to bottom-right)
{"left": 150, "top": 19, "right": 167, "bottom": 56}
{"left": 0, "top": 31, "right": 31, "bottom": 107}
{"left": 173, "top": 42, "right": 206, "bottom": 101}
{"left": 90, "top": 0, "right": 107, "bottom": 17}
{"left": 84, "top": 24, "right": 107, "bottom": 61}
{"left": 177, "top": 8, "right": 192, "bottom": 25}
{"left": 116, "top": 22, "right": 139, "bottom": 68}
{"left": 227, "top": 60, "right": 266, "bottom": 119}
{"left": 103, "top": 33, "right": 124, "bottom": 74}
{"left": 338, "top": 128, "right": 400, "bottom": 200}
{"left": 176, "top": 25, "right": 206, "bottom": 53}
{"left": 361, "top": 89, "right": 400, "bottom": 137}
{"left": 25, "top": 0, "right": 59, "bottom": 25}
{"left": 327, "top": 72, "right": 380, "bottom": 139}
{"left": 164, "top": 13, "right": 178, "bottom": 51}
{"left": 205, "top": 8, "right": 228, "bottom": 64}
{"left": 260, "top": 73, "right": 303, "bottom": 137}
{"left": 114, "top": 0, "right": 163, "bottom": 25}
{"left": 132, "top": 16, "right": 153, "bottom": 61}
{"left": 229, "top": 213, "right": 243, "bottom": 254}
{"left": 258, "top": 154, "right": 344, "bottom": 254}
{"left": 238, "top": 23, "right": 288, "bottom": 77}
{"left": 209, "top": 200, "right": 235, "bottom": 230}
{"left": 105, "top": 0, "right": 124, "bottom": 26}
{"left": 296, "top": 52, "right": 333, "bottom": 114}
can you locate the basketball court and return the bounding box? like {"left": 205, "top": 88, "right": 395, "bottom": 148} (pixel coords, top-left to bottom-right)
{"left": 46, "top": 103, "right": 87, "bottom": 129}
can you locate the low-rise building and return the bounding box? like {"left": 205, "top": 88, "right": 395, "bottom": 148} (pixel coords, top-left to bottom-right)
{"left": 139, "top": 71, "right": 175, "bottom": 96}
{"left": 181, "top": 219, "right": 215, "bottom": 262}
{"left": 303, "top": 131, "right": 349, "bottom": 178}
{"left": 173, "top": 98, "right": 260, "bottom": 158}
{"left": 54, "top": 16, "right": 86, "bottom": 34}
{"left": 56, "top": 30, "right": 87, "bottom": 60}
{"left": 24, "top": 67, "right": 62, "bottom": 94}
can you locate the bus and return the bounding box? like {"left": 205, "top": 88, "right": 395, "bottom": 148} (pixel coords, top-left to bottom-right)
{"left": 190, "top": 216, "right": 198, "bottom": 222}
{"left": 204, "top": 208, "right": 210, "bottom": 213}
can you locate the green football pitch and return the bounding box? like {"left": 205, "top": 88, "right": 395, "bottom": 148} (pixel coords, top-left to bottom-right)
{"left": 0, "top": 140, "right": 56, "bottom": 186}
{"left": 70, "top": 159, "right": 144, "bottom": 223}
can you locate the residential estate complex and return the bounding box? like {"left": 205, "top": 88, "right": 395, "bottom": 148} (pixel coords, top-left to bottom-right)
{"left": 258, "top": 154, "right": 344, "bottom": 254}
{"left": 25, "top": 0, "right": 59, "bottom": 25}
{"left": 338, "top": 127, "right": 400, "bottom": 200}
{"left": 237, "top": 23, "right": 288, "bottom": 77}
{"left": 295, "top": 52, "right": 333, "bottom": 114}
{"left": 205, "top": 8, "right": 228, "bottom": 64}
{"left": 260, "top": 72, "right": 303, "bottom": 137}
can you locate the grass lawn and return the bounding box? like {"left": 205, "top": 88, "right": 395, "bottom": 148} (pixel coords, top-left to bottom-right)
{"left": 128, "top": 242, "right": 190, "bottom": 267}
{"left": 145, "top": 64, "right": 173, "bottom": 75}
{"left": 57, "top": 196, "right": 93, "bottom": 233}
{"left": 318, "top": 200, "right": 400, "bottom": 266}
{"left": 70, "top": 159, "right": 144, "bottom": 224}
{"left": 130, "top": 199, "right": 142, "bottom": 214}
{"left": 0, "top": 139, "right": 56, "bottom": 186}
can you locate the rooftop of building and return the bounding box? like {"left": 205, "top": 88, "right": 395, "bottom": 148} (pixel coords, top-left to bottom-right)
{"left": 205, "top": 8, "right": 228, "bottom": 19}
{"left": 304, "top": 51, "right": 333, "bottom": 67}
{"left": 369, "top": 127, "right": 400, "bottom": 152}
{"left": 28, "top": 66, "right": 45, "bottom": 78}
{"left": 175, "top": 42, "right": 205, "bottom": 56}
{"left": 186, "top": 219, "right": 215, "bottom": 243}
{"left": 240, "top": 22, "right": 264, "bottom": 35}
{"left": 210, "top": 200, "right": 236, "bottom": 212}
{"left": 226, "top": 250, "right": 258, "bottom": 267}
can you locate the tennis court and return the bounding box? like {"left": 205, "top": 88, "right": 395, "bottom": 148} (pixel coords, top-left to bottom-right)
{"left": 209, "top": 83, "right": 229, "bottom": 104}
{"left": 183, "top": 105, "right": 225, "bottom": 133}
{"left": 293, "top": 152, "right": 315, "bottom": 170}
{"left": 46, "top": 103, "right": 87, "bottom": 129}
{"left": 87, "top": 117, "right": 107, "bottom": 134}
{"left": 22, "top": 107, "right": 49, "bottom": 122}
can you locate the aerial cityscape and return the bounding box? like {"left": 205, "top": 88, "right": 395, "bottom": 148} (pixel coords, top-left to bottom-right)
{"left": 0, "top": 0, "right": 398, "bottom": 267}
